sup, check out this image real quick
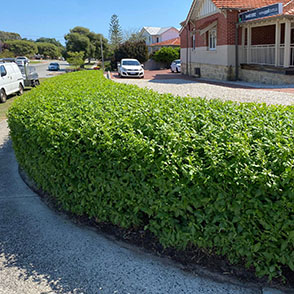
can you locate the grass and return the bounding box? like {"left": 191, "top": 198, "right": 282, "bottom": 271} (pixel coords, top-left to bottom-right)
{"left": 0, "top": 78, "right": 46, "bottom": 121}
{"left": 29, "top": 60, "right": 43, "bottom": 64}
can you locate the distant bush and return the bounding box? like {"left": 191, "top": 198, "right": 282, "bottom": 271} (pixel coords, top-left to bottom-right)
{"left": 8, "top": 71, "right": 294, "bottom": 280}
{"left": 66, "top": 51, "right": 85, "bottom": 68}
{"left": 152, "top": 47, "right": 180, "bottom": 67}
{"left": 5, "top": 40, "right": 37, "bottom": 57}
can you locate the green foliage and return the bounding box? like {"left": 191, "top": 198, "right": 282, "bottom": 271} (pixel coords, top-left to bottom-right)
{"left": 5, "top": 40, "right": 37, "bottom": 57}
{"left": 0, "top": 49, "right": 15, "bottom": 58}
{"left": 8, "top": 71, "right": 294, "bottom": 281}
{"left": 65, "top": 32, "right": 90, "bottom": 57}
{"left": 152, "top": 47, "right": 180, "bottom": 66}
{"left": 112, "top": 40, "right": 148, "bottom": 69}
{"left": 36, "top": 42, "right": 61, "bottom": 59}
{"left": 123, "top": 28, "right": 146, "bottom": 43}
{"left": 0, "top": 30, "right": 21, "bottom": 41}
{"left": 109, "top": 14, "right": 123, "bottom": 48}
{"left": 36, "top": 37, "right": 64, "bottom": 49}
{"left": 65, "top": 26, "right": 109, "bottom": 61}
{"left": 66, "top": 51, "right": 84, "bottom": 67}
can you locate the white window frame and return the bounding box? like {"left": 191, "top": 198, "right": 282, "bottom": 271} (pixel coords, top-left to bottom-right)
{"left": 208, "top": 28, "right": 217, "bottom": 51}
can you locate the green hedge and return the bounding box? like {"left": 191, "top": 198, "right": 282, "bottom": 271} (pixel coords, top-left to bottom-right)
{"left": 8, "top": 71, "right": 294, "bottom": 280}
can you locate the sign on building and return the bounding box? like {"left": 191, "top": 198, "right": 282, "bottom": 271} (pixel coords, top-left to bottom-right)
{"left": 239, "top": 3, "right": 283, "bottom": 22}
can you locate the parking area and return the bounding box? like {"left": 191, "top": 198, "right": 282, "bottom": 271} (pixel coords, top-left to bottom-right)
{"left": 112, "top": 69, "right": 294, "bottom": 105}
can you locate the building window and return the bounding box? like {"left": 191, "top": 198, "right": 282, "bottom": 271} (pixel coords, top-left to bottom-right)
{"left": 156, "top": 37, "right": 159, "bottom": 43}
{"left": 192, "top": 34, "right": 196, "bottom": 50}
{"left": 208, "top": 29, "right": 216, "bottom": 50}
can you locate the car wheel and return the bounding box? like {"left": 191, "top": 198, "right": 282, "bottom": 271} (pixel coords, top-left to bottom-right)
{"left": 35, "top": 80, "right": 40, "bottom": 86}
{"left": 176, "top": 67, "right": 179, "bottom": 73}
{"left": 171, "top": 67, "right": 174, "bottom": 73}
{"left": 18, "top": 84, "right": 24, "bottom": 95}
{"left": 0, "top": 89, "right": 7, "bottom": 103}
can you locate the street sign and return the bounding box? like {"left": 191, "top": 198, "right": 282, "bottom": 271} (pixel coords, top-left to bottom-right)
{"left": 239, "top": 3, "right": 283, "bottom": 22}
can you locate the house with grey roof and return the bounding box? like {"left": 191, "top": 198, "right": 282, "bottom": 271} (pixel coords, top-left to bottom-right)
{"left": 141, "top": 27, "right": 179, "bottom": 51}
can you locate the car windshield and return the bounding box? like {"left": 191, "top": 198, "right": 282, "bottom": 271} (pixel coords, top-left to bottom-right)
{"left": 122, "top": 60, "right": 140, "bottom": 66}
{"left": 175, "top": 60, "right": 181, "bottom": 64}
{"left": 50, "top": 63, "right": 58, "bottom": 66}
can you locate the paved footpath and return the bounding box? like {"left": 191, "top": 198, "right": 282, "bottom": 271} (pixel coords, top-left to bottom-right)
{"left": 0, "top": 120, "right": 260, "bottom": 294}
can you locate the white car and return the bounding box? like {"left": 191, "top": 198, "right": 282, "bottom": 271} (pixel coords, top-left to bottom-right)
{"left": 171, "top": 59, "right": 181, "bottom": 73}
{"left": 16, "top": 56, "right": 29, "bottom": 66}
{"left": 118, "top": 59, "right": 144, "bottom": 78}
{"left": 0, "top": 62, "right": 24, "bottom": 103}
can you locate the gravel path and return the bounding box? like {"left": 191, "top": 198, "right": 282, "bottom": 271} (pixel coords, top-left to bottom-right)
{"left": 0, "top": 120, "right": 258, "bottom": 294}
{"left": 115, "top": 78, "right": 294, "bottom": 105}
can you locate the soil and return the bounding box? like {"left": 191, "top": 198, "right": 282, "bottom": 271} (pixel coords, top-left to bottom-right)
{"left": 19, "top": 167, "right": 294, "bottom": 293}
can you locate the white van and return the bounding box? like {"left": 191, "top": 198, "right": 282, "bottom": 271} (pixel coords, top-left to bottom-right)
{"left": 0, "top": 62, "right": 24, "bottom": 103}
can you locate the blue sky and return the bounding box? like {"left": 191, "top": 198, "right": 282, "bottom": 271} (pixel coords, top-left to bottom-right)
{"left": 2, "top": 0, "right": 191, "bottom": 44}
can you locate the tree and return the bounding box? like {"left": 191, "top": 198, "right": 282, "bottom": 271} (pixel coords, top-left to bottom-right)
{"left": 112, "top": 40, "right": 148, "bottom": 69}
{"left": 0, "top": 49, "right": 15, "bottom": 58}
{"left": 5, "top": 40, "right": 37, "bottom": 57}
{"left": 36, "top": 42, "right": 61, "bottom": 59}
{"left": 109, "top": 14, "right": 123, "bottom": 48}
{"left": 66, "top": 51, "right": 84, "bottom": 68}
{"left": 64, "top": 26, "right": 109, "bottom": 63}
{"left": 123, "top": 28, "right": 146, "bottom": 43}
{"left": 152, "top": 47, "right": 180, "bottom": 67}
{"left": 36, "top": 37, "right": 64, "bottom": 49}
{"left": 65, "top": 32, "right": 90, "bottom": 58}
{"left": 0, "top": 31, "right": 21, "bottom": 42}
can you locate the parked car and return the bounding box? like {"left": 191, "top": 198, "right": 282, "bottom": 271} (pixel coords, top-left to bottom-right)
{"left": 118, "top": 59, "right": 144, "bottom": 78}
{"left": 16, "top": 56, "right": 29, "bottom": 66}
{"left": 171, "top": 59, "right": 181, "bottom": 73}
{"left": 48, "top": 62, "right": 60, "bottom": 71}
{"left": 0, "top": 62, "right": 24, "bottom": 103}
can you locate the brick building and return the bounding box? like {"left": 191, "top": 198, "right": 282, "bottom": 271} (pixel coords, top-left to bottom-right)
{"left": 180, "top": 0, "right": 294, "bottom": 84}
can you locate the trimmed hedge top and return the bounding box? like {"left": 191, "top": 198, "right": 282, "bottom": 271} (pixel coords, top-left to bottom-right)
{"left": 8, "top": 71, "right": 294, "bottom": 280}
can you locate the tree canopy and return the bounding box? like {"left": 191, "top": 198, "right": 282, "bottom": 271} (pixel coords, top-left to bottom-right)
{"left": 5, "top": 40, "right": 37, "bottom": 57}
{"left": 114, "top": 40, "right": 148, "bottom": 64}
{"left": 36, "top": 42, "right": 61, "bottom": 59}
{"left": 36, "top": 37, "right": 64, "bottom": 49}
{"left": 0, "top": 31, "right": 21, "bottom": 42}
{"left": 64, "top": 26, "right": 109, "bottom": 62}
{"left": 109, "top": 14, "right": 123, "bottom": 48}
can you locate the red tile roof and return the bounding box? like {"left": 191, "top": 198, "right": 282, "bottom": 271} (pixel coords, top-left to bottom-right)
{"left": 284, "top": 0, "right": 294, "bottom": 14}
{"left": 150, "top": 37, "right": 181, "bottom": 47}
{"left": 211, "top": 0, "right": 288, "bottom": 9}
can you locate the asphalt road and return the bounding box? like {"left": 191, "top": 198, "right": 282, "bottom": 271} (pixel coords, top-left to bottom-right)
{"left": 32, "top": 60, "right": 69, "bottom": 78}
{"left": 0, "top": 119, "right": 260, "bottom": 294}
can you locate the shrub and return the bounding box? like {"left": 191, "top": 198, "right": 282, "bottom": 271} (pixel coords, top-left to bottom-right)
{"left": 8, "top": 71, "right": 294, "bottom": 280}
{"left": 152, "top": 47, "right": 180, "bottom": 67}
{"left": 66, "top": 51, "right": 85, "bottom": 68}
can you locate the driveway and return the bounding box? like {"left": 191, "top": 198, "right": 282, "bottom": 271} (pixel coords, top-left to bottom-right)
{"left": 0, "top": 119, "right": 260, "bottom": 294}
{"left": 32, "top": 60, "right": 69, "bottom": 78}
{"left": 112, "top": 70, "right": 294, "bottom": 105}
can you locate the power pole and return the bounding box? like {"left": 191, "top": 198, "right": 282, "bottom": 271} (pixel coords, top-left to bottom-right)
{"left": 100, "top": 35, "right": 105, "bottom": 72}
